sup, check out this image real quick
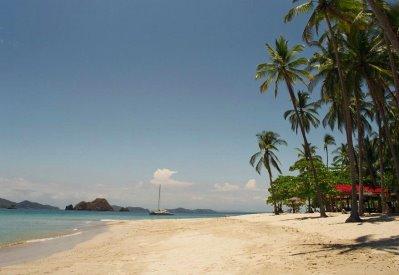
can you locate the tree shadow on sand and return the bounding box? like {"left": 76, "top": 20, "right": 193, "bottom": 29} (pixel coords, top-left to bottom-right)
{"left": 281, "top": 216, "right": 321, "bottom": 221}
{"left": 282, "top": 214, "right": 395, "bottom": 223}
{"left": 361, "top": 215, "right": 395, "bottom": 223}
{"left": 292, "top": 235, "right": 399, "bottom": 256}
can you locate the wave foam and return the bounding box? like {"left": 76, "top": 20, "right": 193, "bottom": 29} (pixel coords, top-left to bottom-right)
{"left": 26, "top": 231, "right": 82, "bottom": 243}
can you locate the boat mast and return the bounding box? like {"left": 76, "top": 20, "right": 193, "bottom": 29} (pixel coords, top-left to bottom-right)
{"left": 157, "top": 184, "right": 161, "bottom": 210}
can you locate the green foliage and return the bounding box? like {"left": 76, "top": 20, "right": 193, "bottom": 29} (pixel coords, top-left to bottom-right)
{"left": 266, "top": 157, "right": 350, "bottom": 208}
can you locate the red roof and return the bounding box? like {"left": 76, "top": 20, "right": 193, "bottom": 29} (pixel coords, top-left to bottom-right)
{"left": 335, "top": 184, "right": 383, "bottom": 195}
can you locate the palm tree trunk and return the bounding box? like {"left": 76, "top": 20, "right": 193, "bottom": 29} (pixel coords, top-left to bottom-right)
{"left": 354, "top": 88, "right": 365, "bottom": 216}
{"left": 325, "top": 15, "right": 360, "bottom": 222}
{"left": 377, "top": 115, "right": 388, "bottom": 214}
{"left": 285, "top": 79, "right": 327, "bottom": 217}
{"left": 367, "top": 0, "right": 399, "bottom": 52}
{"left": 326, "top": 148, "right": 329, "bottom": 169}
{"left": 384, "top": 35, "right": 399, "bottom": 108}
{"left": 267, "top": 167, "right": 278, "bottom": 215}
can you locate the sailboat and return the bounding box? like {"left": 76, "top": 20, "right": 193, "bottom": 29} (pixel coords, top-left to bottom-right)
{"left": 149, "top": 184, "right": 173, "bottom": 215}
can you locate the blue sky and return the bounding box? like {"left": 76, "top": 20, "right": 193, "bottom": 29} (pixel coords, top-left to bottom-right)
{"left": 0, "top": 0, "right": 344, "bottom": 211}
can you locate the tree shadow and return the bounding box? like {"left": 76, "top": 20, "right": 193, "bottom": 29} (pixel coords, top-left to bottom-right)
{"left": 292, "top": 235, "right": 399, "bottom": 256}
{"left": 281, "top": 216, "right": 322, "bottom": 221}
{"left": 282, "top": 214, "right": 396, "bottom": 223}
{"left": 361, "top": 215, "right": 395, "bottom": 223}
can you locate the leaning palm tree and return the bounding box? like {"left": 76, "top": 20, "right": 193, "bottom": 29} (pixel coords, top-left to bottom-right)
{"left": 323, "top": 134, "right": 336, "bottom": 169}
{"left": 255, "top": 36, "right": 327, "bottom": 217}
{"left": 284, "top": 91, "right": 320, "bottom": 134}
{"left": 250, "top": 131, "right": 287, "bottom": 214}
{"left": 285, "top": 0, "right": 363, "bottom": 222}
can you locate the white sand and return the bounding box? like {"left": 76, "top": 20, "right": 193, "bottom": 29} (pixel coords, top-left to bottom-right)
{"left": 1, "top": 213, "right": 399, "bottom": 274}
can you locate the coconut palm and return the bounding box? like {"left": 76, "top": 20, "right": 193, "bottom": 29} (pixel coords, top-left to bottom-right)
{"left": 342, "top": 26, "right": 399, "bottom": 194}
{"left": 323, "top": 134, "right": 336, "bottom": 169}
{"left": 285, "top": 0, "right": 363, "bottom": 222}
{"left": 250, "top": 131, "right": 287, "bottom": 214}
{"left": 366, "top": 0, "right": 399, "bottom": 52}
{"left": 284, "top": 91, "right": 320, "bottom": 134}
{"left": 255, "top": 36, "right": 327, "bottom": 217}
{"left": 296, "top": 144, "right": 322, "bottom": 162}
{"left": 309, "top": 39, "right": 345, "bottom": 132}
{"left": 333, "top": 143, "right": 350, "bottom": 168}
{"left": 351, "top": 86, "right": 374, "bottom": 216}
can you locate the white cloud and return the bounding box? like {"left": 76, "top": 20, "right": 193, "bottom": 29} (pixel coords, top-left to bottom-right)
{"left": 150, "top": 168, "right": 193, "bottom": 187}
{"left": 245, "top": 179, "right": 258, "bottom": 190}
{"left": 214, "top": 182, "right": 240, "bottom": 192}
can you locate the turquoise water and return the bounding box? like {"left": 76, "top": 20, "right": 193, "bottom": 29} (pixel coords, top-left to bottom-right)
{"left": 0, "top": 209, "right": 241, "bottom": 246}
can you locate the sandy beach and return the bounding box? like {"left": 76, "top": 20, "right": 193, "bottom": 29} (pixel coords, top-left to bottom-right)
{"left": 1, "top": 213, "right": 399, "bottom": 274}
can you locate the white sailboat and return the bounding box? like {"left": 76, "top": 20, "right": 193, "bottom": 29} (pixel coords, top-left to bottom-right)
{"left": 149, "top": 184, "right": 173, "bottom": 215}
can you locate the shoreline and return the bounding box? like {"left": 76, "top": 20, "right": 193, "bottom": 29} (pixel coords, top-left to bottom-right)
{"left": 0, "top": 209, "right": 253, "bottom": 249}
{"left": 1, "top": 213, "right": 399, "bottom": 274}
{"left": 0, "top": 221, "right": 108, "bottom": 267}
{"left": 0, "top": 213, "right": 247, "bottom": 267}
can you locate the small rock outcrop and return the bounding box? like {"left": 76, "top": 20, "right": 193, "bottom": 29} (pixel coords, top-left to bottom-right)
{"left": 65, "top": 204, "right": 74, "bottom": 210}
{"left": 119, "top": 207, "right": 129, "bottom": 212}
{"left": 73, "top": 198, "right": 114, "bottom": 211}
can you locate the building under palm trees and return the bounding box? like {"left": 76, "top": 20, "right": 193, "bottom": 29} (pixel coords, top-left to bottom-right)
{"left": 327, "top": 184, "right": 394, "bottom": 213}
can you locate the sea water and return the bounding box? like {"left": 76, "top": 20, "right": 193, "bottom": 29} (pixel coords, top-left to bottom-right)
{"left": 0, "top": 209, "right": 242, "bottom": 246}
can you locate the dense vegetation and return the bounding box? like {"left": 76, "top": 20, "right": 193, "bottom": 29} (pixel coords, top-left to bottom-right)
{"left": 251, "top": 0, "right": 399, "bottom": 222}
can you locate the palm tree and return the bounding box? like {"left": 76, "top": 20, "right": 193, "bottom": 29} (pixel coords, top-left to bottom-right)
{"left": 376, "top": 113, "right": 388, "bottom": 213}
{"left": 342, "top": 26, "right": 399, "bottom": 195}
{"left": 366, "top": 0, "right": 399, "bottom": 52}
{"left": 309, "top": 39, "right": 345, "bottom": 132}
{"left": 323, "top": 134, "right": 336, "bottom": 169}
{"left": 284, "top": 91, "right": 320, "bottom": 134}
{"left": 333, "top": 143, "right": 350, "bottom": 168}
{"left": 285, "top": 0, "right": 363, "bottom": 222}
{"left": 364, "top": 135, "right": 379, "bottom": 187}
{"left": 292, "top": 143, "right": 321, "bottom": 213}
{"left": 296, "top": 144, "right": 322, "bottom": 162}
{"left": 255, "top": 36, "right": 327, "bottom": 217}
{"left": 250, "top": 131, "right": 287, "bottom": 214}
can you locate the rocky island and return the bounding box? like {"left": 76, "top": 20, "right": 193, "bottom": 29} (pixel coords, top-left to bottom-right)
{"left": 71, "top": 198, "right": 114, "bottom": 211}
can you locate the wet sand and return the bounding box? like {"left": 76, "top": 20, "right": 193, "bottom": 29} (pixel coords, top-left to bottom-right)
{"left": 1, "top": 213, "right": 399, "bottom": 274}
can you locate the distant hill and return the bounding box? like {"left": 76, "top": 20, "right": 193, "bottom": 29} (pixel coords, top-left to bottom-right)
{"left": 127, "top": 206, "right": 149, "bottom": 213}
{"left": 15, "top": 200, "right": 59, "bottom": 210}
{"left": 167, "top": 207, "right": 218, "bottom": 214}
{"left": 0, "top": 198, "right": 58, "bottom": 210}
{"left": 0, "top": 198, "right": 16, "bottom": 209}
{"left": 112, "top": 205, "right": 149, "bottom": 213}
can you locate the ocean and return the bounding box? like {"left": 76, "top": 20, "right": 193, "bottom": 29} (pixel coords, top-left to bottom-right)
{"left": 0, "top": 209, "right": 243, "bottom": 246}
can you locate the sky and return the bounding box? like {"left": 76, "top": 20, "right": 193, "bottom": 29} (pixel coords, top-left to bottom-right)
{"left": 0, "top": 0, "right": 345, "bottom": 212}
